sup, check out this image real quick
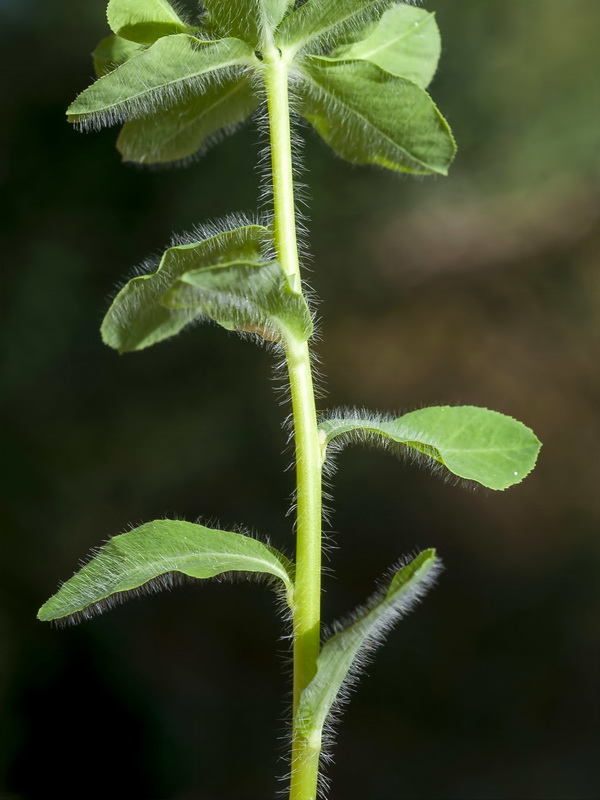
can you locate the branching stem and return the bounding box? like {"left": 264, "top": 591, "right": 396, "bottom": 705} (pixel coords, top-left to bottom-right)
{"left": 263, "top": 49, "right": 322, "bottom": 800}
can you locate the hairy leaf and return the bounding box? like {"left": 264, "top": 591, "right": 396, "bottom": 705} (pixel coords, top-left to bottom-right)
{"left": 276, "top": 0, "right": 388, "bottom": 51}
{"left": 93, "top": 35, "right": 147, "bottom": 78}
{"left": 101, "top": 223, "right": 272, "bottom": 352}
{"left": 67, "top": 35, "right": 254, "bottom": 129}
{"left": 38, "top": 520, "right": 295, "bottom": 623}
{"left": 295, "top": 550, "right": 440, "bottom": 740}
{"left": 331, "top": 4, "right": 441, "bottom": 88}
{"left": 163, "top": 259, "right": 313, "bottom": 342}
{"left": 107, "top": 0, "right": 193, "bottom": 44}
{"left": 117, "top": 75, "right": 259, "bottom": 163}
{"left": 203, "top": 0, "right": 295, "bottom": 45}
{"left": 299, "top": 56, "right": 455, "bottom": 175}
{"left": 320, "top": 406, "right": 542, "bottom": 490}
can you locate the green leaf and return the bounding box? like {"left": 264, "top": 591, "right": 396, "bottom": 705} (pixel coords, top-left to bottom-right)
{"left": 117, "top": 75, "right": 259, "bottom": 164}
{"left": 331, "top": 4, "right": 441, "bottom": 89}
{"left": 320, "top": 406, "right": 542, "bottom": 490}
{"left": 163, "top": 259, "right": 313, "bottom": 343}
{"left": 295, "top": 550, "right": 440, "bottom": 740}
{"left": 37, "top": 520, "right": 295, "bottom": 623}
{"left": 102, "top": 221, "right": 313, "bottom": 352}
{"left": 203, "top": 0, "right": 294, "bottom": 45}
{"left": 276, "top": 0, "right": 386, "bottom": 51}
{"left": 101, "top": 222, "right": 272, "bottom": 352}
{"left": 67, "top": 35, "right": 254, "bottom": 129}
{"left": 92, "top": 35, "right": 147, "bottom": 78}
{"left": 298, "top": 56, "right": 456, "bottom": 175}
{"left": 107, "top": 0, "right": 193, "bottom": 44}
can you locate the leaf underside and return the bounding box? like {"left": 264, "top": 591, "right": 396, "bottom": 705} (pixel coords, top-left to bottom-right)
{"left": 331, "top": 4, "right": 441, "bottom": 88}
{"left": 163, "top": 259, "right": 313, "bottom": 343}
{"left": 299, "top": 57, "right": 456, "bottom": 175}
{"left": 101, "top": 221, "right": 312, "bottom": 352}
{"left": 276, "top": 0, "right": 387, "bottom": 50}
{"left": 93, "top": 34, "right": 147, "bottom": 77}
{"left": 203, "top": 0, "right": 295, "bottom": 44}
{"left": 295, "top": 549, "right": 440, "bottom": 739}
{"left": 67, "top": 35, "right": 254, "bottom": 129}
{"left": 38, "top": 519, "right": 294, "bottom": 623}
{"left": 107, "top": 0, "right": 194, "bottom": 44}
{"left": 117, "top": 74, "right": 260, "bottom": 164}
{"left": 320, "top": 405, "right": 542, "bottom": 490}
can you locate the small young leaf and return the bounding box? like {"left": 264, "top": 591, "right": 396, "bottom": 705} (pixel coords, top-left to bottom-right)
{"left": 295, "top": 550, "right": 440, "bottom": 740}
{"left": 107, "top": 0, "right": 193, "bottom": 44}
{"left": 203, "top": 1, "right": 295, "bottom": 44}
{"left": 298, "top": 57, "right": 455, "bottom": 175}
{"left": 276, "top": 0, "right": 387, "bottom": 51}
{"left": 67, "top": 35, "right": 255, "bottom": 129}
{"left": 331, "top": 4, "right": 441, "bottom": 88}
{"left": 163, "top": 260, "right": 313, "bottom": 343}
{"left": 101, "top": 223, "right": 272, "bottom": 352}
{"left": 320, "top": 406, "right": 542, "bottom": 490}
{"left": 93, "top": 35, "right": 147, "bottom": 78}
{"left": 38, "top": 520, "right": 295, "bottom": 623}
{"left": 117, "top": 74, "right": 259, "bottom": 164}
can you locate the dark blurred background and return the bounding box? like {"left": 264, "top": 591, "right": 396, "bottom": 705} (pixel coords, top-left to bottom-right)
{"left": 1, "top": 1, "right": 599, "bottom": 798}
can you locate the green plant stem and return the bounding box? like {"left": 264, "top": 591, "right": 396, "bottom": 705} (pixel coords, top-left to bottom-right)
{"left": 263, "top": 49, "right": 322, "bottom": 800}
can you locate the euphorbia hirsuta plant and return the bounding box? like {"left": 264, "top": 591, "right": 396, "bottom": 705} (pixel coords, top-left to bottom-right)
{"left": 39, "top": 2, "right": 541, "bottom": 798}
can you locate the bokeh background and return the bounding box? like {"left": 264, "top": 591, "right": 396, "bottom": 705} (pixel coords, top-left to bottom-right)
{"left": 1, "top": 1, "right": 599, "bottom": 798}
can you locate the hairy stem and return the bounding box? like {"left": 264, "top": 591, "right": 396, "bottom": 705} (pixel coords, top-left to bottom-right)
{"left": 263, "top": 49, "right": 322, "bottom": 800}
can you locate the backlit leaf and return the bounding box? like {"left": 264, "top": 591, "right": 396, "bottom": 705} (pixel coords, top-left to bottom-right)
{"left": 276, "top": 0, "right": 386, "bottom": 51}
{"left": 320, "top": 406, "right": 542, "bottom": 490}
{"left": 117, "top": 75, "right": 259, "bottom": 163}
{"left": 299, "top": 56, "right": 456, "bottom": 175}
{"left": 92, "top": 35, "right": 147, "bottom": 78}
{"left": 67, "top": 35, "right": 254, "bottom": 129}
{"left": 38, "top": 520, "right": 295, "bottom": 623}
{"left": 107, "top": 0, "right": 194, "bottom": 44}
{"left": 101, "top": 222, "right": 272, "bottom": 352}
{"left": 331, "top": 4, "right": 441, "bottom": 88}
{"left": 295, "top": 550, "right": 440, "bottom": 740}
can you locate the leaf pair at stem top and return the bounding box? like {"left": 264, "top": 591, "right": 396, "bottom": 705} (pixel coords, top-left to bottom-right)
{"left": 74, "top": 0, "right": 455, "bottom": 174}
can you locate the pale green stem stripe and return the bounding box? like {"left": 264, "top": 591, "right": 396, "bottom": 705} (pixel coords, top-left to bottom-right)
{"left": 263, "top": 49, "right": 301, "bottom": 292}
{"left": 263, "top": 48, "right": 323, "bottom": 800}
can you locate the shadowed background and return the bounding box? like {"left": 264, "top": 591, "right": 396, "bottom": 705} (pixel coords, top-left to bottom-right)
{"left": 1, "top": 1, "right": 599, "bottom": 798}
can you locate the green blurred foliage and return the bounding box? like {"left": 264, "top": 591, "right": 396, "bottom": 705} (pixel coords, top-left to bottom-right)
{"left": 1, "top": 1, "right": 598, "bottom": 798}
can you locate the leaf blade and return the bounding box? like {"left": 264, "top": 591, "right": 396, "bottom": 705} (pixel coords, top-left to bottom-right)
{"left": 276, "top": 0, "right": 386, "bottom": 51}
{"left": 331, "top": 4, "right": 441, "bottom": 88}
{"left": 320, "top": 406, "right": 542, "bottom": 490}
{"left": 107, "top": 0, "right": 194, "bottom": 43}
{"left": 299, "top": 57, "right": 456, "bottom": 175}
{"left": 117, "top": 74, "right": 259, "bottom": 164}
{"left": 38, "top": 520, "right": 295, "bottom": 623}
{"left": 101, "top": 222, "right": 272, "bottom": 353}
{"left": 67, "top": 35, "right": 254, "bottom": 129}
{"left": 92, "top": 35, "right": 147, "bottom": 78}
{"left": 295, "top": 550, "right": 440, "bottom": 739}
{"left": 163, "top": 260, "right": 313, "bottom": 343}
{"left": 203, "top": 0, "right": 295, "bottom": 45}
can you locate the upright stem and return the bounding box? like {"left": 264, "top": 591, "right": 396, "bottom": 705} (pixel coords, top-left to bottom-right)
{"left": 263, "top": 49, "right": 322, "bottom": 800}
